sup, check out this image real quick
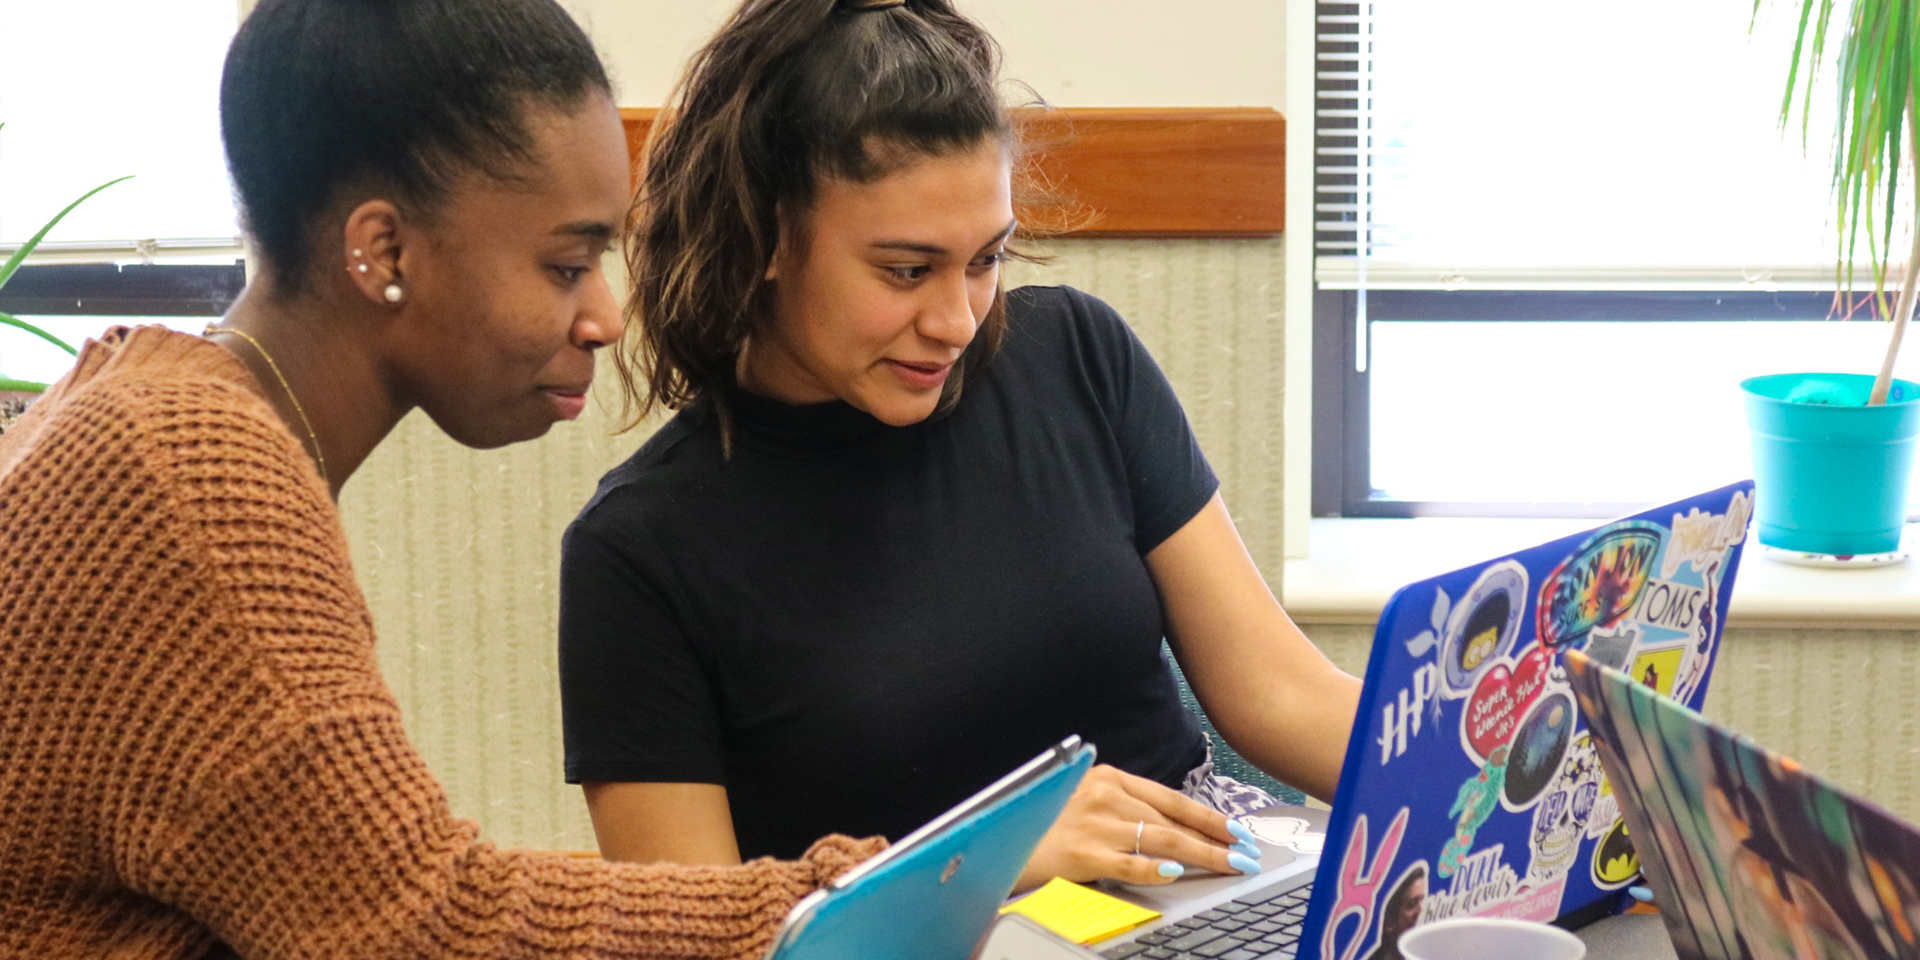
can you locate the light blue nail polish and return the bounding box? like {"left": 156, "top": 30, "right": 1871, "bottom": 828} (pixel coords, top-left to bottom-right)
{"left": 1158, "top": 861, "right": 1185, "bottom": 879}
{"left": 1232, "top": 840, "right": 1263, "bottom": 861}
{"left": 1628, "top": 885, "right": 1655, "bottom": 903}
{"left": 1229, "top": 852, "right": 1262, "bottom": 876}
{"left": 1227, "top": 819, "right": 1256, "bottom": 844}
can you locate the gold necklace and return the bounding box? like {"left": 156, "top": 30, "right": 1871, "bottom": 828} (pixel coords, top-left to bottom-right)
{"left": 204, "top": 324, "right": 332, "bottom": 487}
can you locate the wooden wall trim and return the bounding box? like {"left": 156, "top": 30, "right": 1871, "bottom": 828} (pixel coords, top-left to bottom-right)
{"left": 619, "top": 106, "right": 1284, "bottom": 238}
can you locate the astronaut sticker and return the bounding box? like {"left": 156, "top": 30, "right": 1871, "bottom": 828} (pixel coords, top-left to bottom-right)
{"left": 1501, "top": 691, "right": 1575, "bottom": 811}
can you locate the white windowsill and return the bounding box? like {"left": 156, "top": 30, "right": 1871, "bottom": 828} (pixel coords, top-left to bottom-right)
{"left": 1283, "top": 518, "right": 1920, "bottom": 631}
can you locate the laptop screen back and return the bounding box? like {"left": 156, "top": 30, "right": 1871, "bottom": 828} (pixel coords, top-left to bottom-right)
{"left": 1570, "top": 647, "right": 1920, "bottom": 960}
{"left": 1297, "top": 482, "right": 1754, "bottom": 960}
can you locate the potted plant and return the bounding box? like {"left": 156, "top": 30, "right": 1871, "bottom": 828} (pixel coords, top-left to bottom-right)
{"left": 1744, "top": 0, "right": 1920, "bottom": 563}
{"left": 0, "top": 123, "right": 128, "bottom": 433}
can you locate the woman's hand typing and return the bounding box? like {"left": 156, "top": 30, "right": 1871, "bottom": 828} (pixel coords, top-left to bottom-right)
{"left": 1014, "top": 764, "right": 1262, "bottom": 893}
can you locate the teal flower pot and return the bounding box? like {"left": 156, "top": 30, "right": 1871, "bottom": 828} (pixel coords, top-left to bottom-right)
{"left": 1741, "top": 373, "right": 1920, "bottom": 556}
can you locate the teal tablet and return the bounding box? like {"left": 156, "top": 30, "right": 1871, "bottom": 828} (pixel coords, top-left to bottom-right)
{"left": 763, "top": 736, "right": 1095, "bottom": 960}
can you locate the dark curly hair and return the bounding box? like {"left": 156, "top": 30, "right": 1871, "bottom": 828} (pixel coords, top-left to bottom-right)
{"left": 617, "top": 0, "right": 1044, "bottom": 434}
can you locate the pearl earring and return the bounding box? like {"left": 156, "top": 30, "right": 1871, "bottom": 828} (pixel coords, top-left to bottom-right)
{"left": 356, "top": 264, "right": 369, "bottom": 274}
{"left": 384, "top": 283, "right": 405, "bottom": 304}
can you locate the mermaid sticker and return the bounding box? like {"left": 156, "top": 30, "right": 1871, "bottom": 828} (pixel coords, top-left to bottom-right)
{"left": 1439, "top": 745, "right": 1508, "bottom": 878}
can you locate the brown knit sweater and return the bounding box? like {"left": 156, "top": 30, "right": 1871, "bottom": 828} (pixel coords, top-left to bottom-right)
{"left": 0, "top": 326, "right": 884, "bottom": 959}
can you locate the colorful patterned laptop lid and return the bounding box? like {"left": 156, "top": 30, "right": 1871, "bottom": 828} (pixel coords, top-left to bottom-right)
{"left": 1297, "top": 481, "right": 1755, "bottom": 960}
{"left": 1568, "top": 647, "right": 1920, "bottom": 960}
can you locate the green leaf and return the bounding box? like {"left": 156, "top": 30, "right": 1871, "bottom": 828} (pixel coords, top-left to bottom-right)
{"left": 0, "top": 310, "right": 77, "bottom": 356}
{"left": 1808, "top": 0, "right": 1839, "bottom": 132}
{"left": 0, "top": 377, "right": 50, "bottom": 394}
{"left": 1770, "top": 0, "right": 1820, "bottom": 135}
{"left": 1773, "top": 0, "right": 1917, "bottom": 305}
{"left": 0, "top": 175, "right": 134, "bottom": 293}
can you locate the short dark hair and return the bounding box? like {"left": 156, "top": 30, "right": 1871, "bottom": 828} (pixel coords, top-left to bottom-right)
{"left": 221, "top": 0, "right": 612, "bottom": 296}
{"left": 617, "top": 0, "right": 1039, "bottom": 430}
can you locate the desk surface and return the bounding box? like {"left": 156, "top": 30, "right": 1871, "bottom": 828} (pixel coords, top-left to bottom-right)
{"left": 985, "top": 913, "right": 1682, "bottom": 959}
{"left": 1578, "top": 914, "right": 1679, "bottom": 960}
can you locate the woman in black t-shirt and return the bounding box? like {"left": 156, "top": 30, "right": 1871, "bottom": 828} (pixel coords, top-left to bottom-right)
{"left": 558, "top": 0, "right": 1362, "bottom": 892}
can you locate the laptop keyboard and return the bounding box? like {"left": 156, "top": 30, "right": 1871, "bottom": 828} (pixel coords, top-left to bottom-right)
{"left": 1097, "top": 880, "right": 1312, "bottom": 960}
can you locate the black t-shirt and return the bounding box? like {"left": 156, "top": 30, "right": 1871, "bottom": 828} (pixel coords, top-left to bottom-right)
{"left": 559, "top": 285, "right": 1215, "bottom": 859}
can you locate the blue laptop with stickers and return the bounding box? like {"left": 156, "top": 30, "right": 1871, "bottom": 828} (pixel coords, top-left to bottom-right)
{"left": 1093, "top": 481, "right": 1752, "bottom": 960}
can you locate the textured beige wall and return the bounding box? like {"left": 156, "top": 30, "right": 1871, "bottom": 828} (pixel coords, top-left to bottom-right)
{"left": 341, "top": 237, "right": 1288, "bottom": 849}
{"left": 1304, "top": 623, "right": 1920, "bottom": 823}
{"left": 563, "top": 0, "right": 1285, "bottom": 109}
{"left": 341, "top": 389, "right": 637, "bottom": 849}
{"left": 1005, "top": 240, "right": 1291, "bottom": 578}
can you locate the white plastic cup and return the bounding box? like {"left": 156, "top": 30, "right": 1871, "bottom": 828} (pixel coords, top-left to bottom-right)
{"left": 1397, "top": 918, "right": 1586, "bottom": 960}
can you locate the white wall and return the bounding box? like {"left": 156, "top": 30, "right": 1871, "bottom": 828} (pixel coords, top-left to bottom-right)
{"left": 562, "top": 0, "right": 1285, "bottom": 108}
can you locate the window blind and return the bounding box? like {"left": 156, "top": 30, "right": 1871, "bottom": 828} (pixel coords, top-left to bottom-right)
{"left": 1312, "top": 0, "right": 1874, "bottom": 293}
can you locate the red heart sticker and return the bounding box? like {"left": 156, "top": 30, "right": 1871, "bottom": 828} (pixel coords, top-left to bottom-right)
{"left": 1464, "top": 646, "right": 1553, "bottom": 759}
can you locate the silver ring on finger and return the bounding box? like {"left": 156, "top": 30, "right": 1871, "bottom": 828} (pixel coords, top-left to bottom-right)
{"left": 1133, "top": 819, "right": 1146, "bottom": 857}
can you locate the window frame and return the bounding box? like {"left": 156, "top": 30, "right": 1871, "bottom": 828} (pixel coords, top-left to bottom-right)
{"left": 0, "top": 262, "right": 245, "bottom": 319}
{"left": 1310, "top": 288, "right": 1876, "bottom": 518}
{"left": 1305, "top": 0, "right": 1914, "bottom": 521}
{"left": 0, "top": 0, "right": 249, "bottom": 338}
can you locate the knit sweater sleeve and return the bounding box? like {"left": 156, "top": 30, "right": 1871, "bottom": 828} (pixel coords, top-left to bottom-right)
{"left": 98, "top": 375, "right": 884, "bottom": 958}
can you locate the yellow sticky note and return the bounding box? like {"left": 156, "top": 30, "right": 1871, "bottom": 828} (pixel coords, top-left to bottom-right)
{"left": 999, "top": 877, "right": 1162, "bottom": 944}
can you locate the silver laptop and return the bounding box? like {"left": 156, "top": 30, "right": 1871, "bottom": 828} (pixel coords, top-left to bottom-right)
{"left": 1091, "top": 804, "right": 1326, "bottom": 959}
